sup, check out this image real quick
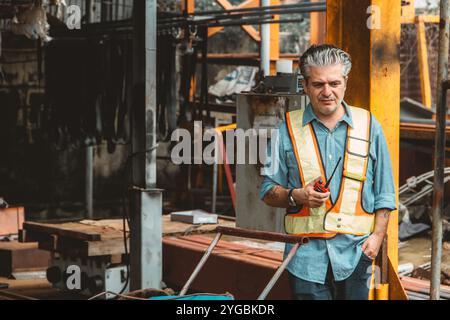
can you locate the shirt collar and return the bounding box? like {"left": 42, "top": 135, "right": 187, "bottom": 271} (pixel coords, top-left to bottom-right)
{"left": 302, "top": 101, "right": 354, "bottom": 128}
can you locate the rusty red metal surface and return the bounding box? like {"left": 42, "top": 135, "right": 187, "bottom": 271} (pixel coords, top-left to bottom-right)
{"left": 163, "top": 235, "right": 291, "bottom": 300}
{"left": 0, "top": 207, "right": 24, "bottom": 237}
{"left": 163, "top": 234, "right": 450, "bottom": 300}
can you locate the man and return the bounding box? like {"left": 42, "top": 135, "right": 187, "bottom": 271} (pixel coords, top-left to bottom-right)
{"left": 260, "top": 44, "right": 396, "bottom": 300}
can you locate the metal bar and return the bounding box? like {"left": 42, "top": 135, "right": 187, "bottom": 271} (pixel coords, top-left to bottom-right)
{"left": 85, "top": 146, "right": 94, "bottom": 219}
{"left": 260, "top": 0, "right": 270, "bottom": 76}
{"left": 86, "top": 0, "right": 95, "bottom": 23}
{"left": 84, "top": 0, "right": 96, "bottom": 221}
{"left": 430, "top": 0, "right": 450, "bottom": 301}
{"left": 130, "top": 0, "right": 162, "bottom": 291}
{"left": 179, "top": 232, "right": 223, "bottom": 296}
{"left": 193, "top": 1, "right": 325, "bottom": 16}
{"left": 217, "top": 226, "right": 308, "bottom": 244}
{"left": 200, "top": 26, "right": 208, "bottom": 119}
{"left": 157, "top": 7, "right": 322, "bottom": 29}
{"left": 192, "top": 6, "right": 326, "bottom": 21}
{"left": 257, "top": 242, "right": 300, "bottom": 300}
{"left": 101, "top": 0, "right": 112, "bottom": 21}
{"left": 212, "top": 152, "right": 218, "bottom": 213}
{"left": 215, "top": 129, "right": 236, "bottom": 211}
{"left": 159, "top": 17, "right": 310, "bottom": 32}
{"left": 213, "top": 124, "right": 237, "bottom": 213}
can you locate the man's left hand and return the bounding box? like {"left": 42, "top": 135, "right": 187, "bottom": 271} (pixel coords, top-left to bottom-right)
{"left": 361, "top": 233, "right": 385, "bottom": 260}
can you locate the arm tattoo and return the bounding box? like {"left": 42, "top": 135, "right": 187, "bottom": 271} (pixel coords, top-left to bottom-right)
{"left": 266, "top": 187, "right": 280, "bottom": 200}
{"left": 380, "top": 209, "right": 391, "bottom": 219}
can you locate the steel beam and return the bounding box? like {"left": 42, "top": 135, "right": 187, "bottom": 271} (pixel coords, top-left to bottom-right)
{"left": 327, "top": 0, "right": 402, "bottom": 300}
{"left": 130, "top": 0, "right": 162, "bottom": 291}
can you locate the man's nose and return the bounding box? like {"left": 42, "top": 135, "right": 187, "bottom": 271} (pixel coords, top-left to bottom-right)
{"left": 321, "top": 84, "right": 332, "bottom": 97}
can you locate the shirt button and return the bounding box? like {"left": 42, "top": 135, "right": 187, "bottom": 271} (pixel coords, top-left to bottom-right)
{"left": 329, "top": 154, "right": 332, "bottom": 160}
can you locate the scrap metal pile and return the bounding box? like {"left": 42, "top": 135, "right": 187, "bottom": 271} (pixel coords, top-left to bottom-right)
{"left": 399, "top": 168, "right": 450, "bottom": 241}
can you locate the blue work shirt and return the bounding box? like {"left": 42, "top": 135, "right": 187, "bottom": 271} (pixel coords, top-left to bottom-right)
{"left": 259, "top": 102, "right": 397, "bottom": 284}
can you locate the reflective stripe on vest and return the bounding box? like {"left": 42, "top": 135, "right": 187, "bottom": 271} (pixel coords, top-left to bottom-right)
{"left": 285, "top": 106, "right": 375, "bottom": 237}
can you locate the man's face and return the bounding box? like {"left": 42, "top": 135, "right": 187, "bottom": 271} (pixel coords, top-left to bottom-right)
{"left": 302, "top": 64, "right": 348, "bottom": 117}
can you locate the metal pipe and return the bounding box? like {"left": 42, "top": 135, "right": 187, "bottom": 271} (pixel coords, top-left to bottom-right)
{"left": 130, "top": 0, "right": 162, "bottom": 292}
{"left": 430, "top": 0, "right": 450, "bottom": 301}
{"left": 179, "top": 232, "right": 223, "bottom": 296}
{"left": 158, "top": 2, "right": 323, "bottom": 22}
{"left": 212, "top": 149, "right": 218, "bottom": 214}
{"left": 84, "top": 0, "right": 96, "bottom": 221}
{"left": 257, "top": 242, "right": 300, "bottom": 300}
{"left": 101, "top": 0, "right": 112, "bottom": 21}
{"left": 85, "top": 146, "right": 94, "bottom": 219}
{"left": 85, "top": 0, "right": 95, "bottom": 23}
{"left": 192, "top": 1, "right": 325, "bottom": 16}
{"left": 157, "top": 5, "right": 325, "bottom": 24}
{"left": 217, "top": 226, "right": 308, "bottom": 244}
{"left": 260, "top": 0, "right": 270, "bottom": 77}
{"left": 157, "top": 7, "right": 323, "bottom": 30}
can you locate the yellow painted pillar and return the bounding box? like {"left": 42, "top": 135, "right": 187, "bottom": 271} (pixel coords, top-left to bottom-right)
{"left": 310, "top": 0, "right": 327, "bottom": 44}
{"left": 327, "top": 0, "right": 404, "bottom": 300}
{"left": 416, "top": 16, "right": 432, "bottom": 108}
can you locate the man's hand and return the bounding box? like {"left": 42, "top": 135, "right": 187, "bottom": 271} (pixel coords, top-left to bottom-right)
{"left": 362, "top": 209, "right": 391, "bottom": 260}
{"left": 361, "top": 233, "right": 384, "bottom": 260}
{"left": 293, "top": 177, "right": 330, "bottom": 208}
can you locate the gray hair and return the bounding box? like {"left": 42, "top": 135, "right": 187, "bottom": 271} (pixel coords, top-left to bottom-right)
{"left": 299, "top": 44, "right": 352, "bottom": 79}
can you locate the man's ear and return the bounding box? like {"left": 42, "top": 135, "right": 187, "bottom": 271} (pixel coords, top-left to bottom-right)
{"left": 301, "top": 78, "right": 308, "bottom": 94}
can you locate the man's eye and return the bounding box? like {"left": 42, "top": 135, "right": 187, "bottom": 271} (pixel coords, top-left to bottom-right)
{"left": 330, "top": 82, "right": 341, "bottom": 87}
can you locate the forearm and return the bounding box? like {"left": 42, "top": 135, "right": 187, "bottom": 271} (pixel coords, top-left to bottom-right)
{"left": 263, "top": 185, "right": 290, "bottom": 208}
{"left": 372, "top": 208, "right": 391, "bottom": 238}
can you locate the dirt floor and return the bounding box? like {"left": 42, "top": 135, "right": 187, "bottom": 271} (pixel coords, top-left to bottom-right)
{"left": 399, "top": 234, "right": 450, "bottom": 285}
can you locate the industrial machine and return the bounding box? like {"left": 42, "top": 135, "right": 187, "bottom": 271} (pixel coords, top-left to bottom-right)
{"left": 236, "top": 62, "right": 308, "bottom": 233}
{"left": 46, "top": 255, "right": 129, "bottom": 299}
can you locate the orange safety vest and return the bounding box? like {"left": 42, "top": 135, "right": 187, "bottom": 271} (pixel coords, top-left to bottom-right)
{"left": 284, "top": 105, "right": 375, "bottom": 238}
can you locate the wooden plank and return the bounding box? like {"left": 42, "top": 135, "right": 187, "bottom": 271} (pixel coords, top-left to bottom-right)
{"left": 85, "top": 238, "right": 128, "bottom": 256}
{"left": 21, "top": 217, "right": 234, "bottom": 257}
{"left": 0, "top": 241, "right": 50, "bottom": 277}
{"left": 23, "top": 221, "right": 103, "bottom": 241}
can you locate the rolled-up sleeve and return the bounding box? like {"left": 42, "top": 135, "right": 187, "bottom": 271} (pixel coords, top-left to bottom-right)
{"left": 372, "top": 117, "right": 397, "bottom": 211}
{"left": 259, "top": 123, "right": 289, "bottom": 200}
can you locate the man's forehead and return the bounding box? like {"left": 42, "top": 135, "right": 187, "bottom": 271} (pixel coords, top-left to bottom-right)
{"left": 307, "top": 64, "right": 345, "bottom": 82}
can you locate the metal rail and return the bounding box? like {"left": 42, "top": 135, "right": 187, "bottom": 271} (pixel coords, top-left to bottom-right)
{"left": 179, "top": 227, "right": 308, "bottom": 299}
{"left": 430, "top": 0, "right": 450, "bottom": 301}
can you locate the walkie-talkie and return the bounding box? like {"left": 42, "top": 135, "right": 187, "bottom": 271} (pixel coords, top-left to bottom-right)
{"left": 314, "top": 157, "right": 342, "bottom": 193}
